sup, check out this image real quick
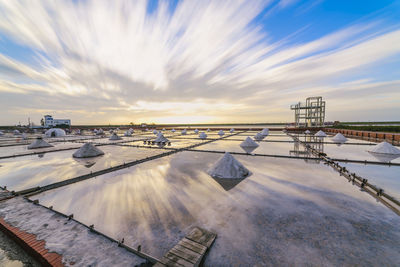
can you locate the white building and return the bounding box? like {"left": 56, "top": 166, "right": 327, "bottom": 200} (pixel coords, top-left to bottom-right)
{"left": 44, "top": 115, "right": 71, "bottom": 128}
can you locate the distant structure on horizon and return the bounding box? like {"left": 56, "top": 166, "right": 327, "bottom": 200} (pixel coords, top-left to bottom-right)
{"left": 43, "top": 115, "right": 71, "bottom": 128}
{"left": 290, "top": 97, "right": 326, "bottom": 127}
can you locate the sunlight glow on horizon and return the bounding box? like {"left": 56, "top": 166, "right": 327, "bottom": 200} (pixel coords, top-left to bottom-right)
{"left": 0, "top": 0, "right": 399, "bottom": 125}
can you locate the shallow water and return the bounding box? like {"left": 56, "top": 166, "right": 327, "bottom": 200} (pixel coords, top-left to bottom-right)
{"left": 0, "top": 145, "right": 164, "bottom": 191}
{"left": 35, "top": 151, "right": 400, "bottom": 266}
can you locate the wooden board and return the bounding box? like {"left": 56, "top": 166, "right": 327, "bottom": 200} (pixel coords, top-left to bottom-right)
{"left": 156, "top": 226, "right": 217, "bottom": 267}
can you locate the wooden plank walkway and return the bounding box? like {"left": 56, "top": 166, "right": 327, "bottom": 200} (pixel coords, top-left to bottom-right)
{"left": 155, "top": 227, "right": 217, "bottom": 267}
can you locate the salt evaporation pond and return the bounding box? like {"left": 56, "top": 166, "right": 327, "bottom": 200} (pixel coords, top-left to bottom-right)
{"left": 0, "top": 142, "right": 82, "bottom": 157}
{"left": 191, "top": 139, "right": 309, "bottom": 157}
{"left": 0, "top": 145, "right": 164, "bottom": 191}
{"left": 340, "top": 163, "right": 400, "bottom": 200}
{"left": 34, "top": 151, "right": 400, "bottom": 266}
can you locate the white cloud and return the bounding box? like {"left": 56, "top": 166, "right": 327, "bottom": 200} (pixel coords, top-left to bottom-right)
{"left": 0, "top": 0, "right": 399, "bottom": 124}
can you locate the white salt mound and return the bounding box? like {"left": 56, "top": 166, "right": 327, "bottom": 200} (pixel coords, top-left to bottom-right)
{"left": 368, "top": 141, "right": 400, "bottom": 155}
{"left": 155, "top": 133, "right": 169, "bottom": 143}
{"left": 218, "top": 130, "right": 225, "bottom": 136}
{"left": 240, "top": 137, "right": 259, "bottom": 148}
{"left": 207, "top": 128, "right": 211, "bottom": 132}
{"left": 73, "top": 143, "right": 104, "bottom": 158}
{"left": 230, "top": 128, "right": 235, "bottom": 133}
{"left": 261, "top": 128, "right": 269, "bottom": 136}
{"left": 208, "top": 152, "right": 250, "bottom": 179}
{"left": 153, "top": 130, "right": 158, "bottom": 134}
{"left": 27, "top": 137, "right": 53, "bottom": 149}
{"left": 314, "top": 130, "right": 327, "bottom": 137}
{"left": 199, "top": 132, "right": 207, "bottom": 139}
{"left": 332, "top": 133, "right": 347, "bottom": 143}
{"left": 254, "top": 132, "right": 264, "bottom": 141}
{"left": 171, "top": 129, "right": 176, "bottom": 133}
{"left": 124, "top": 130, "right": 132, "bottom": 136}
{"left": 0, "top": 130, "right": 4, "bottom": 135}
{"left": 181, "top": 129, "right": 187, "bottom": 135}
{"left": 194, "top": 129, "right": 199, "bottom": 134}
{"left": 109, "top": 133, "right": 122, "bottom": 140}
{"left": 13, "top": 130, "right": 21, "bottom": 135}
{"left": 45, "top": 128, "right": 66, "bottom": 137}
{"left": 305, "top": 130, "right": 311, "bottom": 134}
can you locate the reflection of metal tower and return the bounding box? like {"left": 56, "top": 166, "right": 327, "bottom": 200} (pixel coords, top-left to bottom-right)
{"left": 290, "top": 97, "right": 326, "bottom": 127}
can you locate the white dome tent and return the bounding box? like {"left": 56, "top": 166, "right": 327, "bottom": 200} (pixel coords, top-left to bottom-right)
{"left": 73, "top": 143, "right": 104, "bottom": 158}
{"left": 27, "top": 137, "right": 53, "bottom": 149}
{"left": 45, "top": 128, "right": 66, "bottom": 137}
{"left": 240, "top": 137, "right": 259, "bottom": 154}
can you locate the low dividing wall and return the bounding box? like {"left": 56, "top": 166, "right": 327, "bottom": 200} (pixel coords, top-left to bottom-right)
{"left": 325, "top": 128, "right": 400, "bottom": 144}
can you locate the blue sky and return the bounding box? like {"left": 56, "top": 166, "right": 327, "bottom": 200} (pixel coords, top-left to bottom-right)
{"left": 0, "top": 0, "right": 399, "bottom": 125}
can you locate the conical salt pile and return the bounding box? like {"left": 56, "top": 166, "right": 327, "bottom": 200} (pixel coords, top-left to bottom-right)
{"left": 199, "top": 132, "right": 207, "bottom": 139}
{"left": 181, "top": 129, "right": 187, "bottom": 135}
{"left": 194, "top": 129, "right": 199, "bottom": 134}
{"left": 153, "top": 130, "right": 158, "bottom": 134}
{"left": 305, "top": 130, "right": 311, "bottom": 134}
{"left": 254, "top": 132, "right": 264, "bottom": 141}
{"left": 261, "top": 128, "right": 269, "bottom": 136}
{"left": 332, "top": 133, "right": 347, "bottom": 143}
{"left": 0, "top": 130, "right": 4, "bottom": 135}
{"left": 13, "top": 130, "right": 21, "bottom": 135}
{"left": 162, "top": 128, "right": 166, "bottom": 131}
{"left": 240, "top": 137, "right": 259, "bottom": 153}
{"left": 124, "top": 130, "right": 132, "bottom": 136}
{"left": 27, "top": 137, "right": 53, "bottom": 149}
{"left": 171, "top": 129, "right": 176, "bottom": 133}
{"left": 129, "top": 128, "right": 134, "bottom": 133}
{"left": 314, "top": 130, "right": 327, "bottom": 137}
{"left": 218, "top": 130, "right": 224, "bottom": 136}
{"left": 207, "top": 128, "right": 211, "bottom": 132}
{"left": 109, "top": 133, "right": 122, "bottom": 140}
{"left": 45, "top": 128, "right": 66, "bottom": 137}
{"left": 208, "top": 152, "right": 250, "bottom": 179}
{"left": 230, "top": 128, "right": 235, "bottom": 133}
{"left": 240, "top": 137, "right": 259, "bottom": 149}
{"left": 155, "top": 133, "right": 169, "bottom": 143}
{"left": 73, "top": 143, "right": 104, "bottom": 158}
{"left": 97, "top": 129, "right": 104, "bottom": 135}
{"left": 368, "top": 141, "right": 400, "bottom": 155}
{"left": 22, "top": 133, "right": 27, "bottom": 140}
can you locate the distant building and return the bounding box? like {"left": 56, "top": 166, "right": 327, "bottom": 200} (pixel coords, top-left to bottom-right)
{"left": 44, "top": 115, "right": 71, "bottom": 128}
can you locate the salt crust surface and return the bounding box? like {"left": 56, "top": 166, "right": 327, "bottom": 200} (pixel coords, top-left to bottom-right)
{"left": 0, "top": 197, "right": 145, "bottom": 267}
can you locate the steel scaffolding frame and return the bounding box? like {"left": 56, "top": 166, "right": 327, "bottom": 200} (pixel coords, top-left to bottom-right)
{"left": 290, "top": 97, "right": 326, "bottom": 127}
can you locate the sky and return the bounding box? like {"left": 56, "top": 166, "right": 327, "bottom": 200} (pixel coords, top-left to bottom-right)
{"left": 0, "top": 0, "right": 399, "bottom": 125}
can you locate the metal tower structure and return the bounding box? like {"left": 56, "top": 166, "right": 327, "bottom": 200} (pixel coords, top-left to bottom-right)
{"left": 290, "top": 97, "right": 326, "bottom": 127}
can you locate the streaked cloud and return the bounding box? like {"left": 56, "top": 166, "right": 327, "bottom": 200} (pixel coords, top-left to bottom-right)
{"left": 0, "top": 0, "right": 399, "bottom": 124}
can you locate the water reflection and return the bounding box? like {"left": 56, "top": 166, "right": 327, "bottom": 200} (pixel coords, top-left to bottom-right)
{"left": 211, "top": 177, "right": 245, "bottom": 191}
{"left": 368, "top": 152, "right": 400, "bottom": 163}
{"left": 289, "top": 137, "right": 324, "bottom": 164}
{"left": 73, "top": 157, "right": 101, "bottom": 168}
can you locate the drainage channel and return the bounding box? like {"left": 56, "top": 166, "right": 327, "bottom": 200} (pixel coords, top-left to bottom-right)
{"left": 289, "top": 134, "right": 400, "bottom": 216}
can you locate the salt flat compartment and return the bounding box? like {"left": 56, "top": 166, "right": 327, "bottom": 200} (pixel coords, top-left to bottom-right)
{"left": 322, "top": 143, "right": 400, "bottom": 163}
{"left": 34, "top": 151, "right": 400, "bottom": 266}
{"left": 0, "top": 142, "right": 82, "bottom": 157}
{"left": 340, "top": 163, "right": 400, "bottom": 200}
{"left": 191, "top": 139, "right": 308, "bottom": 157}
{"left": 0, "top": 145, "right": 164, "bottom": 191}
